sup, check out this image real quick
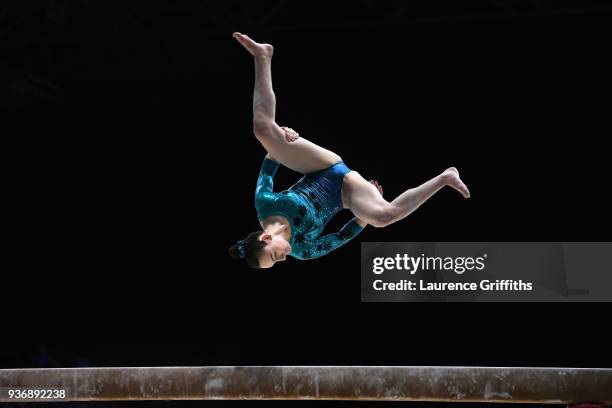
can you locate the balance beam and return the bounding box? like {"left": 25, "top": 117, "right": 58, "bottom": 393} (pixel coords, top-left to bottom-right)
{"left": 1, "top": 366, "right": 611, "bottom": 403}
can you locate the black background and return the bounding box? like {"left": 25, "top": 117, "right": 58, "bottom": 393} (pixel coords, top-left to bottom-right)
{"left": 1, "top": 0, "right": 610, "bottom": 397}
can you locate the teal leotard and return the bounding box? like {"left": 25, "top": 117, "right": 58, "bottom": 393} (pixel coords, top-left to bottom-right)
{"left": 255, "top": 156, "right": 364, "bottom": 260}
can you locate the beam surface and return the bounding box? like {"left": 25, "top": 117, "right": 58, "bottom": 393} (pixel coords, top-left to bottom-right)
{"left": 1, "top": 366, "right": 611, "bottom": 403}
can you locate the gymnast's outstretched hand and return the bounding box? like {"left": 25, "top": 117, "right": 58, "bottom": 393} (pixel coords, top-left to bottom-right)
{"left": 281, "top": 126, "right": 300, "bottom": 143}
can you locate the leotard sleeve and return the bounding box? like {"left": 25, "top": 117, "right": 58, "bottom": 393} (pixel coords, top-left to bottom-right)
{"left": 255, "top": 156, "right": 280, "bottom": 197}
{"left": 298, "top": 217, "right": 364, "bottom": 259}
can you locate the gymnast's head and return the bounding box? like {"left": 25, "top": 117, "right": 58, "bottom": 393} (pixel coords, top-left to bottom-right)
{"left": 228, "top": 230, "right": 291, "bottom": 269}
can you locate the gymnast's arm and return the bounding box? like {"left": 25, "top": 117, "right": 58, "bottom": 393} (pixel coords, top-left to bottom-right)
{"left": 255, "top": 125, "right": 293, "bottom": 195}
{"left": 302, "top": 217, "right": 365, "bottom": 259}
{"left": 354, "top": 218, "right": 368, "bottom": 228}
{"left": 255, "top": 153, "right": 280, "bottom": 196}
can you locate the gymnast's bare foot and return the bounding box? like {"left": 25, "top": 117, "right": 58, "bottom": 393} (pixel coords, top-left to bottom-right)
{"left": 233, "top": 32, "right": 274, "bottom": 59}
{"left": 442, "top": 167, "right": 470, "bottom": 198}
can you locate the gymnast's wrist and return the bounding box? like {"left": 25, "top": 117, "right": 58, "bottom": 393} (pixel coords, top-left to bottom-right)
{"left": 264, "top": 153, "right": 279, "bottom": 163}
{"left": 355, "top": 218, "right": 368, "bottom": 228}
{"left": 262, "top": 157, "right": 280, "bottom": 174}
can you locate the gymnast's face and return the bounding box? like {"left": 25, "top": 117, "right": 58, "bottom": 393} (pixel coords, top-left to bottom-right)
{"left": 257, "top": 233, "right": 292, "bottom": 268}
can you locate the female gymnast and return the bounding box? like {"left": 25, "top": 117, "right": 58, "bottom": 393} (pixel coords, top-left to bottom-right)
{"left": 228, "top": 33, "right": 470, "bottom": 269}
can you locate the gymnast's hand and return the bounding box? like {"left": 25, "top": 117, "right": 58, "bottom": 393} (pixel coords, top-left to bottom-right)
{"left": 281, "top": 126, "right": 300, "bottom": 143}
{"left": 370, "top": 179, "right": 383, "bottom": 197}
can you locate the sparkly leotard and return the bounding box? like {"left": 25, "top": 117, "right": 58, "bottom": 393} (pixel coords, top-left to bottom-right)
{"left": 255, "top": 156, "right": 364, "bottom": 260}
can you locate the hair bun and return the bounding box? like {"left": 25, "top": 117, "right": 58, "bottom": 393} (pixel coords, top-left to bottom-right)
{"left": 228, "top": 245, "right": 241, "bottom": 259}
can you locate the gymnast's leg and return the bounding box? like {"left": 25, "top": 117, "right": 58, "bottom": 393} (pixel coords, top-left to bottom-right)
{"left": 343, "top": 168, "right": 470, "bottom": 228}
{"left": 233, "top": 32, "right": 341, "bottom": 174}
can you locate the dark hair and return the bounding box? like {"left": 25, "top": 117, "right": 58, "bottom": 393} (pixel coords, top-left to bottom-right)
{"left": 228, "top": 231, "right": 267, "bottom": 268}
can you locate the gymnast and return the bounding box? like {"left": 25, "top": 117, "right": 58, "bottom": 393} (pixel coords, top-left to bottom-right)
{"left": 229, "top": 32, "right": 470, "bottom": 268}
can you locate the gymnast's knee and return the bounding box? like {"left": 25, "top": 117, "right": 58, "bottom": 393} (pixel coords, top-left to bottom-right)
{"left": 369, "top": 205, "right": 396, "bottom": 228}
{"left": 253, "top": 114, "right": 275, "bottom": 140}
